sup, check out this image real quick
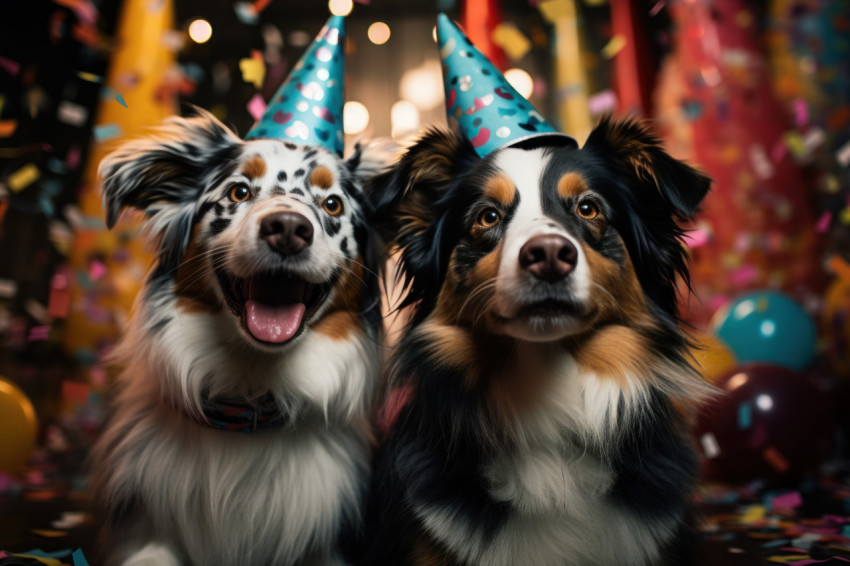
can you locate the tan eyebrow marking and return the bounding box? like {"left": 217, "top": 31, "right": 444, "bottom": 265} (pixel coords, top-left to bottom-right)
{"left": 483, "top": 173, "right": 516, "bottom": 206}
{"left": 557, "top": 172, "right": 588, "bottom": 199}
{"left": 309, "top": 165, "right": 334, "bottom": 190}
{"left": 241, "top": 155, "right": 267, "bottom": 180}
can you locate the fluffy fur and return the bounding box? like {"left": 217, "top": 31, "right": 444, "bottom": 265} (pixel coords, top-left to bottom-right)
{"left": 363, "top": 116, "right": 713, "bottom": 566}
{"left": 89, "top": 109, "right": 389, "bottom": 566}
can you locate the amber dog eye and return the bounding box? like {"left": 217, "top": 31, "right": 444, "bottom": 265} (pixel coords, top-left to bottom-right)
{"left": 228, "top": 184, "right": 252, "bottom": 203}
{"left": 478, "top": 208, "right": 501, "bottom": 228}
{"left": 322, "top": 196, "right": 343, "bottom": 216}
{"left": 576, "top": 200, "right": 599, "bottom": 220}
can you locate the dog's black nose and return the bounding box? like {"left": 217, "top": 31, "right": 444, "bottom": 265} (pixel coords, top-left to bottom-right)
{"left": 519, "top": 234, "right": 577, "bottom": 282}
{"left": 260, "top": 211, "right": 314, "bottom": 255}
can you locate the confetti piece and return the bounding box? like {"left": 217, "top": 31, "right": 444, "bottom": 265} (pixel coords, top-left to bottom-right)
{"left": 768, "top": 557, "right": 810, "bottom": 565}
{"left": 491, "top": 23, "right": 532, "bottom": 61}
{"left": 740, "top": 505, "right": 766, "bottom": 524}
{"left": 771, "top": 492, "right": 803, "bottom": 510}
{"left": 247, "top": 93, "right": 267, "bottom": 121}
{"left": 700, "top": 432, "right": 720, "bottom": 458}
{"left": 649, "top": 1, "right": 665, "bottom": 16}
{"left": 7, "top": 163, "right": 40, "bottom": 192}
{"left": 738, "top": 402, "right": 752, "bottom": 430}
{"left": 112, "top": 90, "right": 128, "bottom": 108}
{"left": 785, "top": 131, "right": 806, "bottom": 158}
{"left": 62, "top": 380, "right": 91, "bottom": 405}
{"left": 601, "top": 34, "right": 627, "bottom": 59}
{"left": 0, "top": 119, "right": 17, "bottom": 137}
{"left": 12, "top": 554, "right": 63, "bottom": 566}
{"left": 750, "top": 145, "right": 774, "bottom": 179}
{"left": 76, "top": 71, "right": 102, "bottom": 83}
{"left": 828, "top": 255, "right": 850, "bottom": 281}
{"left": 30, "top": 529, "right": 69, "bottom": 538}
{"left": 538, "top": 0, "right": 574, "bottom": 23}
{"left": 792, "top": 98, "right": 809, "bottom": 127}
{"left": 93, "top": 123, "right": 122, "bottom": 142}
{"left": 763, "top": 446, "right": 790, "bottom": 473}
{"left": 25, "top": 300, "right": 50, "bottom": 324}
{"left": 57, "top": 100, "right": 88, "bottom": 126}
{"left": 0, "top": 55, "right": 21, "bottom": 75}
{"left": 729, "top": 264, "right": 758, "bottom": 287}
{"left": 836, "top": 141, "right": 850, "bottom": 167}
{"left": 816, "top": 212, "right": 832, "bottom": 233}
{"left": 72, "top": 548, "right": 90, "bottom": 566}
{"left": 682, "top": 227, "right": 711, "bottom": 248}
{"left": 0, "top": 279, "right": 18, "bottom": 299}
{"left": 52, "top": 512, "right": 88, "bottom": 529}
{"left": 239, "top": 51, "right": 266, "bottom": 89}
{"left": 234, "top": 2, "right": 260, "bottom": 24}
{"left": 588, "top": 90, "right": 618, "bottom": 114}
{"left": 803, "top": 127, "right": 825, "bottom": 154}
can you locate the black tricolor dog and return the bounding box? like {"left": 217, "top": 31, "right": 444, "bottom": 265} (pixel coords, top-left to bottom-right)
{"left": 363, "top": 116, "right": 713, "bottom": 566}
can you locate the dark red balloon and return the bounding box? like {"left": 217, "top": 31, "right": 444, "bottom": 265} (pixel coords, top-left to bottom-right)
{"left": 695, "top": 363, "right": 833, "bottom": 484}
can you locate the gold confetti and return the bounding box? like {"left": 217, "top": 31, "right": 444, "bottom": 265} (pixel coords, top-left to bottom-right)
{"left": 7, "top": 163, "right": 40, "bottom": 192}
{"left": 601, "top": 34, "right": 627, "bottom": 60}
{"left": 491, "top": 23, "right": 532, "bottom": 61}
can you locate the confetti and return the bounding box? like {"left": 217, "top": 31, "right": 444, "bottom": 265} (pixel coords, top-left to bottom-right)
{"left": 750, "top": 144, "right": 774, "bottom": 179}
{"left": 770, "top": 492, "right": 803, "bottom": 510}
{"left": 738, "top": 402, "right": 752, "bottom": 430}
{"left": 72, "top": 549, "right": 90, "bottom": 566}
{"left": 57, "top": 100, "right": 88, "bottom": 126}
{"left": 0, "top": 119, "right": 18, "bottom": 137}
{"left": 0, "top": 279, "right": 17, "bottom": 299}
{"left": 234, "top": 2, "right": 260, "bottom": 25}
{"left": 76, "top": 71, "right": 102, "bottom": 83}
{"left": 763, "top": 446, "right": 790, "bottom": 473}
{"left": 7, "top": 163, "right": 40, "bottom": 192}
{"left": 601, "top": 34, "right": 627, "bottom": 59}
{"left": 836, "top": 140, "right": 850, "bottom": 167}
{"left": 538, "top": 0, "right": 574, "bottom": 24}
{"left": 792, "top": 98, "right": 809, "bottom": 127}
{"left": 62, "top": 380, "right": 91, "bottom": 405}
{"left": 700, "top": 432, "right": 720, "bottom": 458}
{"left": 740, "top": 505, "right": 766, "bottom": 524}
{"left": 491, "top": 23, "right": 532, "bottom": 61}
{"left": 247, "top": 93, "right": 267, "bottom": 121}
{"left": 0, "top": 55, "right": 21, "bottom": 75}
{"left": 649, "top": 1, "right": 665, "bottom": 16}
{"left": 30, "top": 529, "right": 68, "bottom": 538}
{"left": 816, "top": 212, "right": 832, "bottom": 233}
{"left": 828, "top": 255, "right": 850, "bottom": 281}
{"left": 93, "top": 123, "right": 122, "bottom": 142}
{"left": 239, "top": 51, "right": 266, "bottom": 89}
{"left": 588, "top": 90, "right": 618, "bottom": 114}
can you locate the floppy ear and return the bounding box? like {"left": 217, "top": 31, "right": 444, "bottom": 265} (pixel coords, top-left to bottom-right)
{"left": 366, "top": 127, "right": 479, "bottom": 312}
{"left": 584, "top": 115, "right": 711, "bottom": 218}
{"left": 584, "top": 116, "right": 712, "bottom": 318}
{"left": 99, "top": 108, "right": 242, "bottom": 275}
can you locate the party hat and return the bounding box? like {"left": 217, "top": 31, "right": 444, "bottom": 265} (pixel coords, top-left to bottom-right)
{"left": 436, "top": 13, "right": 576, "bottom": 156}
{"left": 246, "top": 15, "right": 346, "bottom": 156}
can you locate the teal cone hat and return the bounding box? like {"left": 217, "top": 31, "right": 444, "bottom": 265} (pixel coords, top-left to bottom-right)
{"left": 436, "top": 13, "right": 576, "bottom": 156}
{"left": 246, "top": 15, "right": 346, "bottom": 156}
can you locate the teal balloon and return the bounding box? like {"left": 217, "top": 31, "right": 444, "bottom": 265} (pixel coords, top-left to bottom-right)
{"left": 713, "top": 291, "right": 816, "bottom": 371}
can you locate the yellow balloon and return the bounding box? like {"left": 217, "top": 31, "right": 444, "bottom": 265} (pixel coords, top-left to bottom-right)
{"left": 689, "top": 333, "right": 738, "bottom": 383}
{"left": 0, "top": 377, "right": 38, "bottom": 475}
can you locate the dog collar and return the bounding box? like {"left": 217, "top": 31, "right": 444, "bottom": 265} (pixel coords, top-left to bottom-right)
{"left": 197, "top": 394, "right": 288, "bottom": 433}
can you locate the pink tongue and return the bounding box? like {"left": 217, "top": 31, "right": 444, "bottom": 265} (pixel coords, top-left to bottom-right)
{"left": 245, "top": 300, "right": 306, "bottom": 343}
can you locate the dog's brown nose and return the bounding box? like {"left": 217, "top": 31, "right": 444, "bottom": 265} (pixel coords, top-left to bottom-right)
{"left": 260, "top": 211, "right": 314, "bottom": 255}
{"left": 519, "top": 234, "right": 577, "bottom": 282}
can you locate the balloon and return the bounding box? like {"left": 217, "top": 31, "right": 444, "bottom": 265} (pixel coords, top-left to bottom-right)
{"left": 0, "top": 376, "right": 38, "bottom": 475}
{"left": 695, "top": 363, "right": 832, "bottom": 484}
{"left": 822, "top": 277, "right": 850, "bottom": 377}
{"left": 689, "top": 333, "right": 738, "bottom": 383}
{"left": 713, "top": 290, "right": 817, "bottom": 370}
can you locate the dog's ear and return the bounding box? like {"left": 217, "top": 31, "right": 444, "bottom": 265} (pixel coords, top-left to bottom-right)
{"left": 584, "top": 115, "right": 710, "bottom": 218}
{"left": 366, "top": 128, "right": 479, "bottom": 312}
{"left": 99, "top": 108, "right": 242, "bottom": 274}
{"left": 584, "top": 116, "right": 712, "bottom": 318}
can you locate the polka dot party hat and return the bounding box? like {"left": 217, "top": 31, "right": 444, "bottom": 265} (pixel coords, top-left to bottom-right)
{"left": 246, "top": 15, "right": 346, "bottom": 156}
{"left": 436, "top": 13, "right": 576, "bottom": 156}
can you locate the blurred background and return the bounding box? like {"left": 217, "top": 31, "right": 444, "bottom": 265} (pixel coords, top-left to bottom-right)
{"left": 0, "top": 0, "right": 849, "bottom": 563}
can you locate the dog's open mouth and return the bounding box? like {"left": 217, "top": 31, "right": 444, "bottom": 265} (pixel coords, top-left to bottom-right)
{"left": 220, "top": 271, "right": 332, "bottom": 345}
{"left": 516, "top": 298, "right": 584, "bottom": 319}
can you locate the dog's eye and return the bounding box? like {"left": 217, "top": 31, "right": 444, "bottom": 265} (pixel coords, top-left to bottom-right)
{"left": 322, "top": 196, "right": 343, "bottom": 216}
{"left": 228, "top": 185, "right": 252, "bottom": 203}
{"left": 477, "top": 208, "right": 501, "bottom": 228}
{"left": 576, "top": 200, "right": 599, "bottom": 220}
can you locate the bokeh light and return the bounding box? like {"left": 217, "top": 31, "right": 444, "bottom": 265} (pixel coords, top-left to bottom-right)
{"left": 188, "top": 19, "right": 212, "bottom": 44}
{"left": 368, "top": 22, "right": 391, "bottom": 45}
{"left": 328, "top": 0, "right": 353, "bottom": 17}
{"left": 343, "top": 101, "right": 370, "bottom": 135}
{"left": 391, "top": 100, "right": 420, "bottom": 140}
{"left": 504, "top": 68, "right": 534, "bottom": 99}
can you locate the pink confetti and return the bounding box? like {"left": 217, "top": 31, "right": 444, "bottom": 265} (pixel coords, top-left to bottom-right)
{"left": 247, "top": 93, "right": 266, "bottom": 121}
{"left": 681, "top": 228, "right": 710, "bottom": 248}
{"left": 588, "top": 90, "right": 618, "bottom": 114}
{"left": 0, "top": 56, "right": 20, "bottom": 76}
{"left": 28, "top": 325, "right": 50, "bottom": 342}
{"left": 66, "top": 145, "right": 81, "bottom": 170}
{"left": 729, "top": 264, "right": 759, "bottom": 287}
{"left": 771, "top": 138, "right": 788, "bottom": 163}
{"left": 89, "top": 260, "right": 107, "bottom": 280}
{"left": 789, "top": 558, "right": 850, "bottom": 565}
{"left": 792, "top": 98, "right": 809, "bottom": 127}
{"left": 649, "top": 1, "right": 665, "bottom": 16}
{"left": 770, "top": 491, "right": 803, "bottom": 510}
{"left": 816, "top": 211, "right": 832, "bottom": 233}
